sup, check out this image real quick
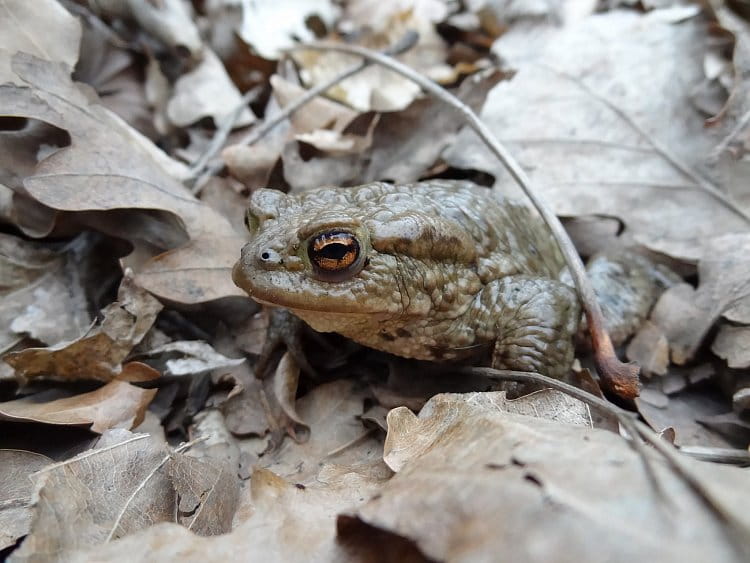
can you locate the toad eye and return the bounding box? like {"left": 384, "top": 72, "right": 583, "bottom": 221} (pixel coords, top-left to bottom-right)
{"left": 308, "top": 231, "right": 363, "bottom": 281}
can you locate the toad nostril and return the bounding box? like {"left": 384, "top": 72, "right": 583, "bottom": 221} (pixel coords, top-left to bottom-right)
{"left": 258, "top": 249, "right": 283, "bottom": 265}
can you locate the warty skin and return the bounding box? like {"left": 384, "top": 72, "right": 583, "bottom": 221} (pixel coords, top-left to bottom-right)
{"left": 233, "top": 180, "right": 581, "bottom": 378}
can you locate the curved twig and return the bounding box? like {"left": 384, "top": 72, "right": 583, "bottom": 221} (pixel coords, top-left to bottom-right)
{"left": 290, "top": 41, "right": 640, "bottom": 399}
{"left": 188, "top": 32, "right": 420, "bottom": 192}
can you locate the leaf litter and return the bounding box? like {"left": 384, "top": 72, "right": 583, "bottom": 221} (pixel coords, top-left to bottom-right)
{"left": 1, "top": 0, "right": 750, "bottom": 561}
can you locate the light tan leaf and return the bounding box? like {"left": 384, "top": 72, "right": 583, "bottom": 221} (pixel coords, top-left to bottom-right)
{"left": 3, "top": 275, "right": 162, "bottom": 382}
{"left": 258, "top": 380, "right": 385, "bottom": 483}
{"left": 0, "top": 0, "right": 81, "bottom": 69}
{"left": 74, "top": 20, "right": 156, "bottom": 139}
{"left": 343, "top": 0, "right": 449, "bottom": 30}
{"left": 444, "top": 10, "right": 750, "bottom": 260}
{"left": 342, "top": 392, "right": 750, "bottom": 563}
{"left": 292, "top": 3, "right": 453, "bottom": 112}
{"left": 626, "top": 320, "right": 670, "bottom": 376}
{"left": 383, "top": 390, "right": 592, "bottom": 472}
{"left": 136, "top": 340, "right": 245, "bottom": 376}
{"left": 283, "top": 69, "right": 503, "bottom": 189}
{"left": 133, "top": 236, "right": 247, "bottom": 303}
{"left": 238, "top": 0, "right": 340, "bottom": 60}
{"left": 712, "top": 324, "right": 750, "bottom": 369}
{"left": 0, "top": 381, "right": 156, "bottom": 433}
{"left": 11, "top": 432, "right": 176, "bottom": 561}
{"left": 167, "top": 48, "right": 255, "bottom": 128}
{"left": 270, "top": 74, "right": 358, "bottom": 134}
{"left": 0, "top": 449, "right": 51, "bottom": 551}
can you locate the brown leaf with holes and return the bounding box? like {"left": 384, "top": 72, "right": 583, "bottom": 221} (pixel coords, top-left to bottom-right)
{"left": 3, "top": 275, "right": 162, "bottom": 382}
{"left": 66, "top": 466, "right": 389, "bottom": 563}
{"left": 11, "top": 431, "right": 176, "bottom": 561}
{"left": 0, "top": 381, "right": 156, "bottom": 433}
{"left": 169, "top": 455, "right": 239, "bottom": 536}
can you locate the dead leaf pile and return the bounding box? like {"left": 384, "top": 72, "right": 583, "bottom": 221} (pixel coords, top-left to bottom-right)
{"left": 2, "top": 0, "right": 750, "bottom": 561}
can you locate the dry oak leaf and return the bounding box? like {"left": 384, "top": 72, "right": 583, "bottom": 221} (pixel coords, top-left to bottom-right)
{"left": 3, "top": 275, "right": 162, "bottom": 382}
{"left": 0, "top": 449, "right": 52, "bottom": 551}
{"left": 0, "top": 51, "right": 235, "bottom": 245}
{"left": 651, "top": 233, "right": 750, "bottom": 364}
{"left": 10, "top": 432, "right": 176, "bottom": 562}
{"left": 66, "top": 466, "right": 388, "bottom": 563}
{"left": 0, "top": 380, "right": 156, "bottom": 433}
{"left": 444, "top": 9, "right": 750, "bottom": 261}
{"left": 74, "top": 19, "right": 157, "bottom": 140}
{"left": 341, "top": 391, "right": 750, "bottom": 563}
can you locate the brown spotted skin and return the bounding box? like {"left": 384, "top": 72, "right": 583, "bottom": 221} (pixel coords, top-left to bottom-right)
{"left": 233, "top": 181, "right": 581, "bottom": 378}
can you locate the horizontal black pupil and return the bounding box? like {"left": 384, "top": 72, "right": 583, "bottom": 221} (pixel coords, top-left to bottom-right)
{"left": 319, "top": 242, "right": 350, "bottom": 260}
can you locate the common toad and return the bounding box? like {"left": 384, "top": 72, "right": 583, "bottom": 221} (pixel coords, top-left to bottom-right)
{"left": 233, "top": 180, "right": 581, "bottom": 378}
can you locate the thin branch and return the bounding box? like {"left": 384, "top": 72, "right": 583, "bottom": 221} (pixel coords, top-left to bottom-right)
{"left": 709, "top": 107, "right": 750, "bottom": 161}
{"left": 188, "top": 85, "right": 262, "bottom": 188}
{"left": 291, "top": 41, "right": 640, "bottom": 399}
{"left": 677, "top": 446, "right": 750, "bottom": 466}
{"left": 189, "top": 32, "right": 420, "bottom": 193}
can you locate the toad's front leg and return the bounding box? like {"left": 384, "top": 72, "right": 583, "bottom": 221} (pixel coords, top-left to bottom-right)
{"left": 471, "top": 276, "right": 580, "bottom": 379}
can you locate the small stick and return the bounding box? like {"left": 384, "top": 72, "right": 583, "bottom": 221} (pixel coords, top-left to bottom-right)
{"left": 189, "top": 32, "right": 420, "bottom": 192}
{"left": 188, "top": 86, "right": 262, "bottom": 190}
{"left": 290, "top": 41, "right": 640, "bottom": 399}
